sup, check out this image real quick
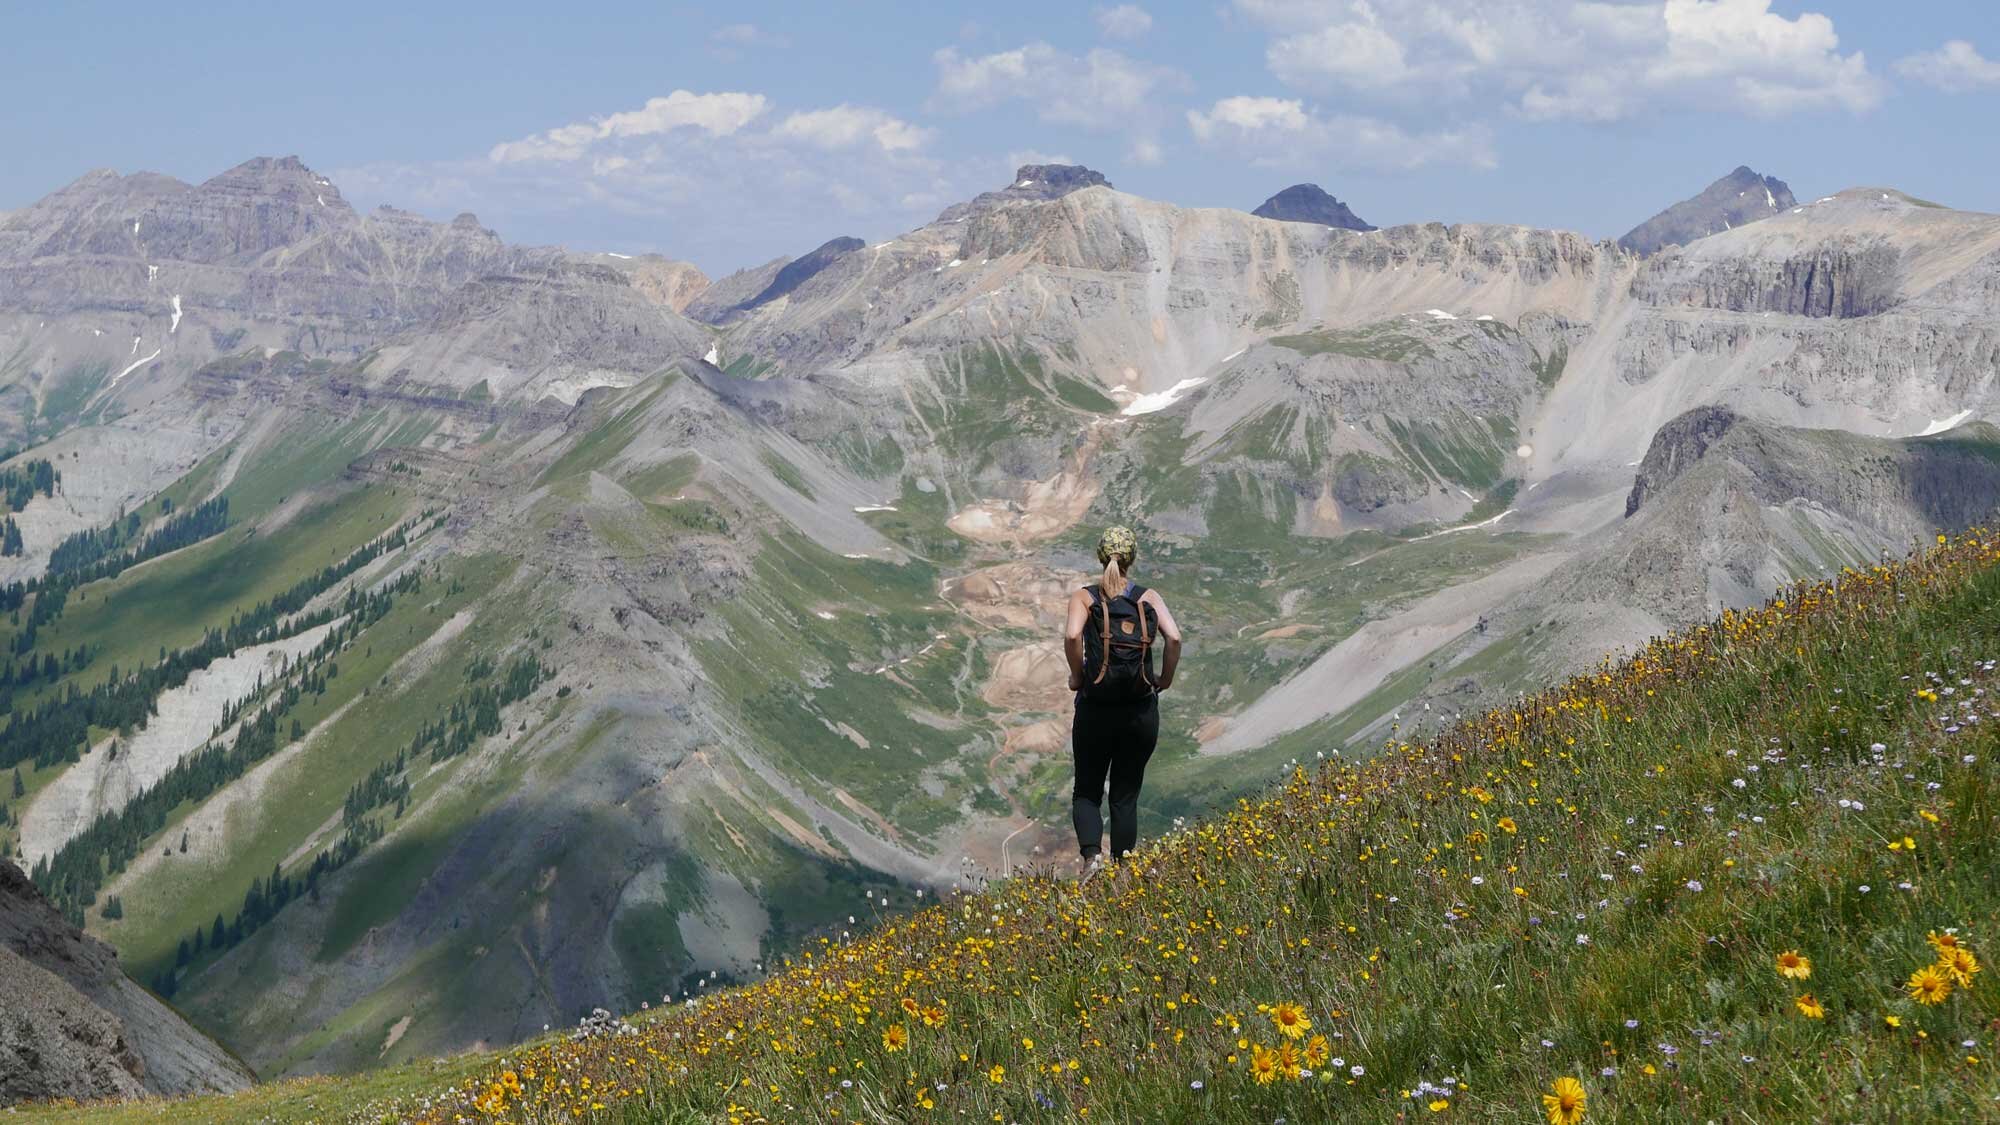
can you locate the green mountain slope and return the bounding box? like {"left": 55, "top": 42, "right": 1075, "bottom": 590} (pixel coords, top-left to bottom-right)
{"left": 20, "top": 529, "right": 1999, "bottom": 1123}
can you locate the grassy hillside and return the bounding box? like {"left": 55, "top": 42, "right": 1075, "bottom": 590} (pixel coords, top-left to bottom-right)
{"left": 21, "top": 530, "right": 2000, "bottom": 1122}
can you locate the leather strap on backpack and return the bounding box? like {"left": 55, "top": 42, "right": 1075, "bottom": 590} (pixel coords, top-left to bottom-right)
{"left": 1092, "top": 586, "right": 1113, "bottom": 685}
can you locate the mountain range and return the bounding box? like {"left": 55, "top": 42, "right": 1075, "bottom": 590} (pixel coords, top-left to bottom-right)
{"left": 0, "top": 154, "right": 1996, "bottom": 1094}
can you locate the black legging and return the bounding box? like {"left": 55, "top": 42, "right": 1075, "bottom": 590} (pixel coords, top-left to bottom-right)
{"left": 1071, "top": 695, "right": 1159, "bottom": 860}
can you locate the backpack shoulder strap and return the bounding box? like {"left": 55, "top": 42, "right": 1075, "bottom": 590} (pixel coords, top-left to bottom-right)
{"left": 1091, "top": 584, "right": 1114, "bottom": 684}
{"left": 1129, "top": 585, "right": 1154, "bottom": 647}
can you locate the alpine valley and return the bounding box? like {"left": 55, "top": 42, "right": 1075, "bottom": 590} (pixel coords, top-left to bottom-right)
{"left": 2, "top": 154, "right": 1997, "bottom": 1088}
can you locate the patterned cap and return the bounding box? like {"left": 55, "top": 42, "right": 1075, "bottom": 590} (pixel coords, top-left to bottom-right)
{"left": 1096, "top": 525, "right": 1138, "bottom": 566}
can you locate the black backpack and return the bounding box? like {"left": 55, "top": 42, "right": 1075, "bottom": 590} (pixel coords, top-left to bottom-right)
{"left": 1079, "top": 583, "right": 1157, "bottom": 703}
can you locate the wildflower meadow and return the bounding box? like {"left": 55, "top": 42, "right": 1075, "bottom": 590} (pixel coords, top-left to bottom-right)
{"left": 24, "top": 531, "right": 2000, "bottom": 1123}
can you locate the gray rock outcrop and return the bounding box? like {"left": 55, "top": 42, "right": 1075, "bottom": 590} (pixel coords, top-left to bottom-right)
{"left": 0, "top": 860, "right": 253, "bottom": 1105}
{"left": 934, "top": 163, "right": 1112, "bottom": 224}
{"left": 1618, "top": 165, "right": 1796, "bottom": 255}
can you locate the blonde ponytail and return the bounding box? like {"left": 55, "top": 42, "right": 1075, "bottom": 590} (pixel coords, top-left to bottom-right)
{"left": 1094, "top": 525, "right": 1138, "bottom": 600}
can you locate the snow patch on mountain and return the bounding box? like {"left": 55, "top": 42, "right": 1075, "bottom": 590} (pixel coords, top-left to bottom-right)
{"left": 1121, "top": 378, "right": 1208, "bottom": 416}
{"left": 1919, "top": 409, "right": 1974, "bottom": 436}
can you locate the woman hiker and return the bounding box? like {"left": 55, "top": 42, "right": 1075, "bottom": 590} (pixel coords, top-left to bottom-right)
{"left": 1063, "top": 525, "right": 1181, "bottom": 876}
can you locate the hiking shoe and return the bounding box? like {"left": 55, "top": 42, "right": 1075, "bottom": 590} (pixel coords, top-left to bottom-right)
{"left": 1079, "top": 854, "right": 1107, "bottom": 883}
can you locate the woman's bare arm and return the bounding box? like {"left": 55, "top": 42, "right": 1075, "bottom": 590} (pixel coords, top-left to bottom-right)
{"left": 1143, "top": 589, "right": 1183, "bottom": 690}
{"left": 1063, "top": 588, "right": 1092, "bottom": 691}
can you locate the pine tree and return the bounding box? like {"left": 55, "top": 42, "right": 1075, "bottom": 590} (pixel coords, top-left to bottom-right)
{"left": 10, "top": 767, "right": 21, "bottom": 798}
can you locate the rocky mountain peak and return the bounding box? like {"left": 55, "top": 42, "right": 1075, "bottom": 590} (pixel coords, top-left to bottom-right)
{"left": 1625, "top": 405, "right": 1740, "bottom": 516}
{"left": 1251, "top": 183, "right": 1377, "bottom": 231}
{"left": 935, "top": 163, "right": 1113, "bottom": 224}
{"left": 1618, "top": 165, "right": 1796, "bottom": 255}
{"left": 199, "top": 155, "right": 355, "bottom": 214}
{"left": 1010, "top": 164, "right": 1110, "bottom": 197}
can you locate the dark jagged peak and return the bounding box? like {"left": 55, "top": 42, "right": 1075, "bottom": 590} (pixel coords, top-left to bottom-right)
{"left": 1252, "top": 183, "right": 1376, "bottom": 231}
{"left": 935, "top": 163, "right": 1113, "bottom": 224}
{"left": 685, "top": 236, "right": 865, "bottom": 324}
{"left": 1618, "top": 165, "right": 1796, "bottom": 255}
{"left": 741, "top": 236, "right": 864, "bottom": 310}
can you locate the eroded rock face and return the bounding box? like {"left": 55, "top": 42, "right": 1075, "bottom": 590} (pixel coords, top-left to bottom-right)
{"left": 0, "top": 949, "right": 147, "bottom": 1106}
{"left": 0, "top": 861, "right": 253, "bottom": 1104}
{"left": 1626, "top": 406, "right": 1741, "bottom": 515}
{"left": 1633, "top": 242, "right": 1903, "bottom": 318}
{"left": 1619, "top": 166, "right": 1796, "bottom": 255}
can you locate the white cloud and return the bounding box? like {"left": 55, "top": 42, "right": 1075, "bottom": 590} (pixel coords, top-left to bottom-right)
{"left": 1186, "top": 95, "right": 1309, "bottom": 139}
{"left": 1095, "top": 4, "right": 1153, "bottom": 39}
{"left": 931, "top": 43, "right": 1183, "bottom": 131}
{"left": 708, "top": 22, "right": 788, "bottom": 60}
{"left": 1128, "top": 137, "right": 1164, "bottom": 165}
{"left": 1266, "top": 8, "right": 1409, "bottom": 89}
{"left": 775, "top": 105, "right": 933, "bottom": 153}
{"left": 1234, "top": 0, "right": 1883, "bottom": 121}
{"left": 490, "top": 91, "right": 770, "bottom": 163}
{"left": 711, "top": 23, "right": 765, "bottom": 46}
{"left": 1187, "top": 95, "right": 1494, "bottom": 170}
{"left": 1006, "top": 148, "right": 1078, "bottom": 169}
{"left": 351, "top": 90, "right": 960, "bottom": 271}
{"left": 1895, "top": 40, "right": 2000, "bottom": 92}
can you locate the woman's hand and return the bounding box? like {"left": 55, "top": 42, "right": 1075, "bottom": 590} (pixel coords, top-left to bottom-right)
{"left": 1067, "top": 671, "right": 1083, "bottom": 692}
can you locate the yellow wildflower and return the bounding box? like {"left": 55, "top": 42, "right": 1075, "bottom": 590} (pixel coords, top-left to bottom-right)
{"left": 1938, "top": 946, "right": 1981, "bottom": 987}
{"left": 1543, "top": 1076, "right": 1587, "bottom": 1125}
{"left": 1908, "top": 964, "right": 1953, "bottom": 1005}
{"left": 1270, "top": 1001, "right": 1310, "bottom": 1039}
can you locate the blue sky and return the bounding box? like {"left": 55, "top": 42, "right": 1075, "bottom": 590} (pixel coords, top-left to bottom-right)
{"left": 4, "top": 1, "right": 1997, "bottom": 273}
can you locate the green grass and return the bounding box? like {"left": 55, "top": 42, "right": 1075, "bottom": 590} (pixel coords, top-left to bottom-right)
{"left": 26, "top": 536, "right": 2000, "bottom": 1124}
{"left": 914, "top": 343, "right": 1101, "bottom": 472}
{"left": 538, "top": 377, "right": 675, "bottom": 486}
{"left": 1383, "top": 412, "right": 1511, "bottom": 491}
{"left": 3, "top": 1057, "right": 493, "bottom": 1124}
{"left": 28, "top": 362, "right": 112, "bottom": 442}
{"left": 1, "top": 484, "right": 411, "bottom": 715}
{"left": 694, "top": 528, "right": 985, "bottom": 843}
{"left": 450, "top": 532, "right": 2000, "bottom": 1123}
{"left": 102, "top": 552, "right": 518, "bottom": 983}
{"left": 221, "top": 410, "right": 438, "bottom": 520}
{"left": 722, "top": 354, "right": 776, "bottom": 380}
{"left": 1269, "top": 323, "right": 1434, "bottom": 362}
{"left": 756, "top": 448, "right": 815, "bottom": 500}
{"left": 1534, "top": 341, "right": 1570, "bottom": 390}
